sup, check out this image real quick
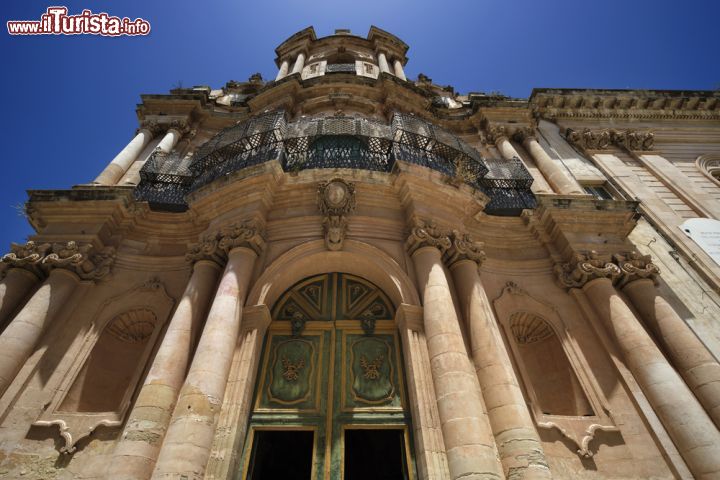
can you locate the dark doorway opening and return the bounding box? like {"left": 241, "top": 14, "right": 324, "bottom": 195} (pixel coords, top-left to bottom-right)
{"left": 247, "top": 430, "right": 314, "bottom": 480}
{"left": 344, "top": 429, "right": 408, "bottom": 480}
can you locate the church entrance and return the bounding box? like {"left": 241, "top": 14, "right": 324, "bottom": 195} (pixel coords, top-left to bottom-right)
{"left": 241, "top": 273, "right": 415, "bottom": 480}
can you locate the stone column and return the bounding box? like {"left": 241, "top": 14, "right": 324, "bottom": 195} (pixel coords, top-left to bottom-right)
{"left": 94, "top": 127, "right": 155, "bottom": 185}
{"left": 152, "top": 223, "right": 264, "bottom": 480}
{"left": 446, "top": 232, "right": 551, "bottom": 480}
{"left": 275, "top": 59, "right": 290, "bottom": 81}
{"left": 556, "top": 253, "right": 720, "bottom": 479}
{"left": 109, "top": 240, "right": 223, "bottom": 480}
{"left": 516, "top": 129, "right": 584, "bottom": 195}
{"left": 122, "top": 126, "right": 183, "bottom": 186}
{"left": 378, "top": 52, "right": 391, "bottom": 74}
{"left": 616, "top": 252, "right": 720, "bottom": 429}
{"left": 393, "top": 59, "right": 407, "bottom": 81}
{"left": 407, "top": 221, "right": 503, "bottom": 480}
{"left": 0, "top": 241, "right": 114, "bottom": 398}
{"left": 0, "top": 241, "right": 50, "bottom": 329}
{"left": 487, "top": 125, "right": 552, "bottom": 194}
{"left": 290, "top": 52, "right": 305, "bottom": 75}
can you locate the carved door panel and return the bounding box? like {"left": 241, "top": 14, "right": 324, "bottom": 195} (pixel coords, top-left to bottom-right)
{"left": 241, "top": 273, "right": 415, "bottom": 480}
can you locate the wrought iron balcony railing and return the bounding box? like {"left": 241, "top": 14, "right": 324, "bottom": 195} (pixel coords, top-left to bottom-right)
{"left": 136, "top": 111, "right": 537, "bottom": 215}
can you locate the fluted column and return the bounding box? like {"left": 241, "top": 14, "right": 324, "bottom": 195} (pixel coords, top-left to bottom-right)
{"left": 152, "top": 223, "right": 264, "bottom": 480}
{"left": 556, "top": 253, "right": 720, "bottom": 479}
{"left": 290, "top": 52, "right": 305, "bottom": 75}
{"left": 0, "top": 241, "right": 114, "bottom": 398}
{"left": 516, "top": 129, "right": 583, "bottom": 195}
{"left": 615, "top": 252, "right": 720, "bottom": 429}
{"left": 0, "top": 241, "right": 49, "bottom": 329}
{"left": 275, "top": 59, "right": 290, "bottom": 81}
{"left": 487, "top": 125, "right": 552, "bottom": 194}
{"left": 393, "top": 59, "right": 407, "bottom": 81}
{"left": 446, "top": 232, "right": 551, "bottom": 480}
{"left": 94, "top": 127, "right": 155, "bottom": 185}
{"left": 378, "top": 52, "right": 391, "bottom": 74}
{"left": 110, "top": 240, "right": 223, "bottom": 479}
{"left": 407, "top": 221, "right": 503, "bottom": 480}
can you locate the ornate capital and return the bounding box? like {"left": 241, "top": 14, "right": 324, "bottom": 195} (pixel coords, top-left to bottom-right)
{"left": 317, "top": 178, "right": 356, "bottom": 251}
{"left": 42, "top": 241, "right": 115, "bottom": 281}
{"left": 613, "top": 251, "right": 659, "bottom": 287}
{"left": 218, "top": 221, "right": 266, "bottom": 255}
{"left": 1, "top": 241, "right": 51, "bottom": 277}
{"left": 138, "top": 120, "right": 163, "bottom": 136}
{"left": 554, "top": 251, "right": 621, "bottom": 289}
{"left": 167, "top": 119, "right": 191, "bottom": 136}
{"left": 565, "top": 128, "right": 654, "bottom": 151}
{"left": 512, "top": 126, "right": 537, "bottom": 144}
{"left": 443, "top": 230, "right": 486, "bottom": 268}
{"left": 485, "top": 124, "right": 508, "bottom": 145}
{"left": 405, "top": 220, "right": 451, "bottom": 255}
{"left": 185, "top": 232, "right": 225, "bottom": 266}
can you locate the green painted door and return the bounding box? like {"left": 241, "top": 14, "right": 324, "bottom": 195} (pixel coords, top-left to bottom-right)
{"left": 240, "top": 273, "right": 416, "bottom": 480}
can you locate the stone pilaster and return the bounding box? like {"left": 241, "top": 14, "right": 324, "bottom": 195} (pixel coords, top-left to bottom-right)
{"left": 407, "top": 221, "right": 503, "bottom": 480}
{"left": 445, "top": 231, "right": 551, "bottom": 480}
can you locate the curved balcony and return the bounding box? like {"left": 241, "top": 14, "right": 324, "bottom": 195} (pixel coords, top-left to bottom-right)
{"left": 136, "top": 111, "right": 536, "bottom": 215}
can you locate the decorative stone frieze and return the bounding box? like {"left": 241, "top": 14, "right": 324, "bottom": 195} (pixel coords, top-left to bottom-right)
{"left": 442, "top": 230, "right": 486, "bottom": 267}
{"left": 317, "top": 178, "right": 356, "bottom": 251}
{"left": 1, "top": 241, "right": 51, "bottom": 277}
{"left": 43, "top": 241, "right": 116, "bottom": 281}
{"left": 565, "top": 128, "right": 654, "bottom": 151}
{"left": 2, "top": 240, "right": 114, "bottom": 282}
{"left": 554, "top": 251, "right": 621, "bottom": 289}
{"left": 405, "top": 220, "right": 451, "bottom": 255}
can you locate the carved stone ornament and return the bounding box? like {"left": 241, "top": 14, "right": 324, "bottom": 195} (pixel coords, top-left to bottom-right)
{"left": 317, "top": 178, "right": 356, "bottom": 251}
{"left": 138, "top": 120, "right": 163, "bottom": 136}
{"left": 613, "top": 251, "right": 660, "bottom": 288}
{"left": 218, "top": 221, "right": 266, "bottom": 255}
{"left": 405, "top": 219, "right": 452, "bottom": 255}
{"left": 42, "top": 241, "right": 116, "bottom": 281}
{"left": 485, "top": 124, "right": 508, "bottom": 144}
{"left": 185, "top": 232, "right": 225, "bottom": 266}
{"left": 565, "top": 128, "right": 654, "bottom": 151}
{"left": 512, "top": 126, "right": 537, "bottom": 144}
{"left": 1, "top": 240, "right": 51, "bottom": 278}
{"left": 443, "top": 230, "right": 487, "bottom": 268}
{"left": 554, "top": 251, "right": 621, "bottom": 289}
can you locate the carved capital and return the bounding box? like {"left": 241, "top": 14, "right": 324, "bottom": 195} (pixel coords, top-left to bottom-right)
{"left": 612, "top": 129, "right": 654, "bottom": 151}
{"left": 444, "top": 230, "right": 486, "bottom": 268}
{"left": 485, "top": 124, "right": 508, "bottom": 145}
{"left": 565, "top": 128, "right": 654, "bottom": 151}
{"left": 1, "top": 241, "right": 51, "bottom": 277}
{"left": 318, "top": 178, "right": 356, "bottom": 251}
{"left": 405, "top": 220, "right": 451, "bottom": 255}
{"left": 512, "top": 126, "right": 537, "bottom": 144}
{"left": 42, "top": 241, "right": 115, "bottom": 281}
{"left": 554, "top": 251, "right": 621, "bottom": 289}
{"left": 613, "top": 251, "right": 660, "bottom": 288}
{"left": 138, "top": 120, "right": 163, "bottom": 136}
{"left": 185, "top": 233, "right": 226, "bottom": 266}
{"left": 167, "top": 119, "right": 191, "bottom": 136}
{"left": 218, "top": 221, "right": 265, "bottom": 255}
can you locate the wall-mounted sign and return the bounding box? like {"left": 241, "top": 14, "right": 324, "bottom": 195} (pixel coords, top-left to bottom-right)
{"left": 680, "top": 218, "right": 720, "bottom": 266}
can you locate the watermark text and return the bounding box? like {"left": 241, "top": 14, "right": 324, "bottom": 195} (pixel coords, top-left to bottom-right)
{"left": 7, "top": 7, "right": 151, "bottom": 36}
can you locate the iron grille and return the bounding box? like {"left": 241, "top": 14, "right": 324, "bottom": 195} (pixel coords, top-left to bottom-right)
{"left": 135, "top": 110, "right": 536, "bottom": 215}
{"left": 325, "top": 63, "right": 356, "bottom": 73}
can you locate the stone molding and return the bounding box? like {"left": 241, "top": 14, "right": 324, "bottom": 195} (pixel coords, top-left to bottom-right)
{"left": 443, "top": 230, "right": 486, "bottom": 268}
{"left": 405, "top": 220, "right": 451, "bottom": 256}
{"left": 1, "top": 240, "right": 115, "bottom": 282}
{"left": 554, "top": 250, "right": 660, "bottom": 289}
{"left": 317, "top": 178, "right": 356, "bottom": 251}
{"left": 565, "top": 128, "right": 654, "bottom": 151}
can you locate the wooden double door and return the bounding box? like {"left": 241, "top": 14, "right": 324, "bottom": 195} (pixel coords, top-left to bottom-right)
{"left": 240, "top": 273, "right": 416, "bottom": 480}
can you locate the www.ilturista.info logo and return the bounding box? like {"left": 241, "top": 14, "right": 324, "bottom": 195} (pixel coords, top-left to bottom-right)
{"left": 7, "top": 7, "right": 151, "bottom": 36}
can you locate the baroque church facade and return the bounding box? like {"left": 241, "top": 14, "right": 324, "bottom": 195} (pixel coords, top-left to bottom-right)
{"left": 1, "top": 26, "right": 720, "bottom": 480}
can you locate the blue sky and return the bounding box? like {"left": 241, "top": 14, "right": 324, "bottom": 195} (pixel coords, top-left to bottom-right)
{"left": 1, "top": 0, "right": 719, "bottom": 250}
